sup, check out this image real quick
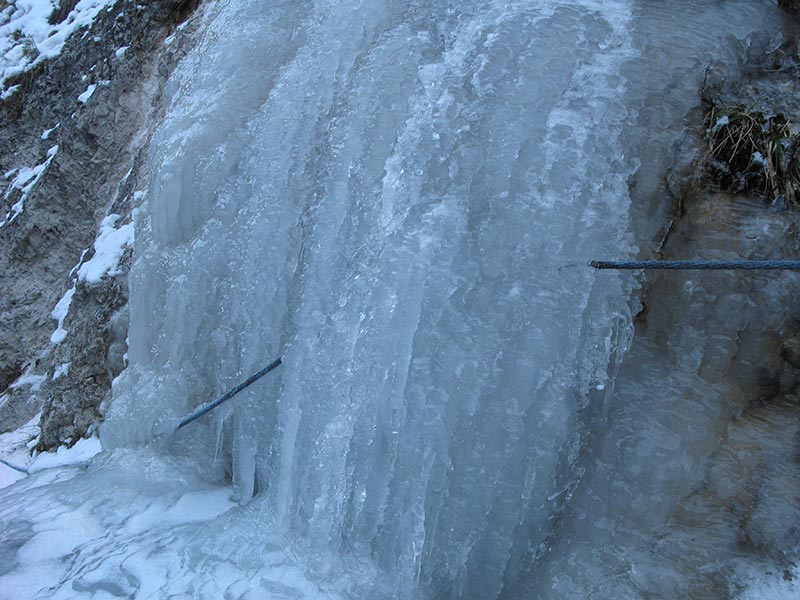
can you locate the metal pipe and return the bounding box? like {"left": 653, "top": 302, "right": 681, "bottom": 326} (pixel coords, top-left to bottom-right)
{"left": 176, "top": 356, "right": 282, "bottom": 430}
{"left": 590, "top": 260, "right": 800, "bottom": 271}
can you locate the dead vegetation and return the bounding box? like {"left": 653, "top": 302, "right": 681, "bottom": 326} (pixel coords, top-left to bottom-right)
{"left": 702, "top": 101, "right": 800, "bottom": 206}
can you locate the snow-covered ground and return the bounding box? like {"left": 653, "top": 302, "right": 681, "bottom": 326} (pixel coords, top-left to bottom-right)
{"left": 2, "top": 420, "right": 791, "bottom": 600}
{"left": 0, "top": 440, "right": 350, "bottom": 600}
{"left": 0, "top": 413, "right": 101, "bottom": 489}
{"left": 0, "top": 409, "right": 336, "bottom": 600}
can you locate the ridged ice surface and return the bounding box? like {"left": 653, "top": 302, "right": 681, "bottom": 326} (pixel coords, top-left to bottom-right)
{"left": 1, "top": 1, "right": 793, "bottom": 599}
{"left": 108, "top": 2, "right": 643, "bottom": 596}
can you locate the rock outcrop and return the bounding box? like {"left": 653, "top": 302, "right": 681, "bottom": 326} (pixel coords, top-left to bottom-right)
{"left": 0, "top": 0, "right": 201, "bottom": 448}
{"left": 635, "top": 33, "right": 800, "bottom": 594}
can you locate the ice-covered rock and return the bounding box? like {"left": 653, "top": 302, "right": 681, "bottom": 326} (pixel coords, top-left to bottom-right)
{"left": 2, "top": 0, "right": 799, "bottom": 599}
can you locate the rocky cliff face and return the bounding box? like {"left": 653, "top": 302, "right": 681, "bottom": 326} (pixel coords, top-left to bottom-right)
{"left": 0, "top": 0, "right": 201, "bottom": 449}
{"left": 651, "top": 37, "right": 800, "bottom": 594}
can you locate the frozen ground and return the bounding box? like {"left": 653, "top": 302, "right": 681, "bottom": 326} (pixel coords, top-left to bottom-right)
{"left": 0, "top": 427, "right": 794, "bottom": 600}
{"left": 0, "top": 442, "right": 353, "bottom": 600}
{"left": 736, "top": 568, "right": 800, "bottom": 600}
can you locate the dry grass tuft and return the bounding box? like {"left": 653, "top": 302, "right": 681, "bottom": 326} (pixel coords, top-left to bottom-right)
{"left": 703, "top": 102, "right": 800, "bottom": 206}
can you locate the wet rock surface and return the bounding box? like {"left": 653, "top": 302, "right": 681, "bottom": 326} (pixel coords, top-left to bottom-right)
{"left": 613, "top": 37, "right": 800, "bottom": 596}
{"left": 0, "top": 0, "right": 201, "bottom": 447}
{"left": 780, "top": 0, "right": 800, "bottom": 17}
{"left": 36, "top": 275, "right": 130, "bottom": 449}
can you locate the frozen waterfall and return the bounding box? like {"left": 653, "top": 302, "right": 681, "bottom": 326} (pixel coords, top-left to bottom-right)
{"left": 111, "top": 0, "right": 641, "bottom": 595}
{"left": 1, "top": 1, "right": 794, "bottom": 599}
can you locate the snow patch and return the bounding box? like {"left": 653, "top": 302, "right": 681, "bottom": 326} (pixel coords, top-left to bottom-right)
{"left": 9, "top": 373, "right": 45, "bottom": 392}
{"left": 752, "top": 151, "right": 768, "bottom": 167}
{"left": 40, "top": 123, "right": 58, "bottom": 139}
{"left": 0, "top": 416, "right": 100, "bottom": 489}
{"left": 29, "top": 436, "right": 101, "bottom": 472}
{"left": 77, "top": 82, "right": 96, "bottom": 103}
{"left": 50, "top": 285, "right": 75, "bottom": 344}
{"left": 77, "top": 214, "right": 134, "bottom": 284}
{"left": 712, "top": 114, "right": 730, "bottom": 133}
{"left": 114, "top": 44, "right": 128, "bottom": 58}
{"left": 0, "top": 412, "right": 40, "bottom": 489}
{"left": 52, "top": 362, "right": 70, "bottom": 380}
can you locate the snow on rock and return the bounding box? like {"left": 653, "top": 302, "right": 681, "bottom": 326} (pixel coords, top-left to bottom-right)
{"left": 76, "top": 78, "right": 108, "bottom": 103}
{"left": 0, "top": 83, "right": 18, "bottom": 98}
{"left": 9, "top": 372, "right": 46, "bottom": 392}
{"left": 0, "top": 144, "right": 58, "bottom": 227}
{"left": 77, "top": 214, "right": 134, "bottom": 284}
{"left": 40, "top": 122, "right": 58, "bottom": 139}
{"left": 49, "top": 284, "right": 75, "bottom": 344}
{"left": 52, "top": 362, "right": 70, "bottom": 380}
{"left": 76, "top": 81, "right": 96, "bottom": 102}
{"left": 0, "top": 0, "right": 116, "bottom": 95}
{"left": 47, "top": 211, "right": 133, "bottom": 345}
{"left": 48, "top": 211, "right": 134, "bottom": 348}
